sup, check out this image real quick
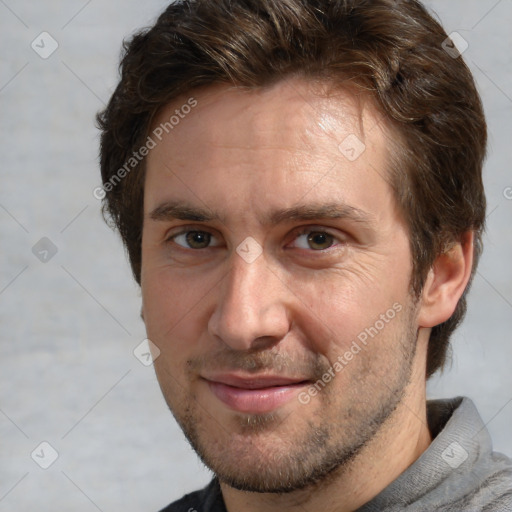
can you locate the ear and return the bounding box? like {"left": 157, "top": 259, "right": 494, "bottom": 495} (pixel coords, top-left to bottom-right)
{"left": 417, "top": 231, "right": 474, "bottom": 328}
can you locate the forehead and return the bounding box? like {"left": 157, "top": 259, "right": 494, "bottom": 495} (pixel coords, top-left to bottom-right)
{"left": 150, "top": 79, "right": 386, "bottom": 154}
{"left": 144, "top": 79, "right": 399, "bottom": 227}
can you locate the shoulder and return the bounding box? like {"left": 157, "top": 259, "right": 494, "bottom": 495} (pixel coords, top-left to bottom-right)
{"left": 158, "top": 478, "right": 226, "bottom": 512}
{"left": 445, "top": 463, "right": 512, "bottom": 511}
{"left": 462, "top": 452, "right": 512, "bottom": 511}
{"left": 430, "top": 397, "right": 512, "bottom": 511}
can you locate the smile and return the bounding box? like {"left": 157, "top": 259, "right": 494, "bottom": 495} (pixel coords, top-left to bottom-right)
{"left": 203, "top": 374, "right": 310, "bottom": 414}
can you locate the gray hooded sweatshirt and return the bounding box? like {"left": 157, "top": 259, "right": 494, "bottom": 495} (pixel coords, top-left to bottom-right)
{"left": 159, "top": 396, "right": 512, "bottom": 511}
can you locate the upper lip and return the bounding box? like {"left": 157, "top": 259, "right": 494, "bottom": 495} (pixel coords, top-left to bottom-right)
{"left": 202, "top": 373, "right": 310, "bottom": 389}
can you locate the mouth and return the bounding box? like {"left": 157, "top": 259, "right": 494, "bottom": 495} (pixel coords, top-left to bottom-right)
{"left": 202, "top": 373, "right": 311, "bottom": 414}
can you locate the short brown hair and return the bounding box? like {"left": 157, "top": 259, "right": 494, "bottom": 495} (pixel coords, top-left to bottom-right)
{"left": 97, "top": 0, "right": 487, "bottom": 378}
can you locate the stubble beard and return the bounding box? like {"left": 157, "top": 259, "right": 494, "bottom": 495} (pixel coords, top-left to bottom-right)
{"left": 159, "top": 311, "right": 419, "bottom": 494}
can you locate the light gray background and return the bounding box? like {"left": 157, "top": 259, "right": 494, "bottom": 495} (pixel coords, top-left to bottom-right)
{"left": 0, "top": 1, "right": 511, "bottom": 510}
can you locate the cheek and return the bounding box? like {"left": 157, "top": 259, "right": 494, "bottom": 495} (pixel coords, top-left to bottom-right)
{"left": 290, "top": 267, "right": 408, "bottom": 360}
{"left": 141, "top": 264, "right": 225, "bottom": 366}
{"left": 141, "top": 269, "right": 201, "bottom": 348}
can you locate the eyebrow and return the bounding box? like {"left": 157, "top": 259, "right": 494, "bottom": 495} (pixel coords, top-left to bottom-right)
{"left": 149, "top": 200, "right": 375, "bottom": 228}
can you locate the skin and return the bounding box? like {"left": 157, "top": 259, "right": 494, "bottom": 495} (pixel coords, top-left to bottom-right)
{"left": 140, "top": 79, "right": 473, "bottom": 512}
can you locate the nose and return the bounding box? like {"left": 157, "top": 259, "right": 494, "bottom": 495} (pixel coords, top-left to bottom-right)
{"left": 207, "top": 252, "right": 291, "bottom": 351}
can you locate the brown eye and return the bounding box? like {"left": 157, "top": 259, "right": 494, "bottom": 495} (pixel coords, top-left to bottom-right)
{"left": 186, "top": 231, "right": 211, "bottom": 249}
{"left": 171, "top": 230, "right": 216, "bottom": 249}
{"left": 291, "top": 229, "right": 338, "bottom": 251}
{"left": 307, "top": 231, "right": 335, "bottom": 250}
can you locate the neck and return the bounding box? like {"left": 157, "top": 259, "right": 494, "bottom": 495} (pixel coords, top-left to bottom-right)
{"left": 220, "top": 342, "right": 432, "bottom": 512}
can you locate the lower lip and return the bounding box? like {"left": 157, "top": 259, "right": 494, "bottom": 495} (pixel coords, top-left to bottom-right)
{"left": 206, "top": 380, "right": 307, "bottom": 414}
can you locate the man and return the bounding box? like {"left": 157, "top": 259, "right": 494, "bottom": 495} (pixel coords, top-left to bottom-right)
{"left": 97, "top": 0, "right": 512, "bottom": 510}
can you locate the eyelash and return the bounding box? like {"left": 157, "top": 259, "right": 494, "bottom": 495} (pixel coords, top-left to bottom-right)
{"left": 165, "top": 226, "right": 345, "bottom": 252}
{"left": 290, "top": 228, "right": 341, "bottom": 251}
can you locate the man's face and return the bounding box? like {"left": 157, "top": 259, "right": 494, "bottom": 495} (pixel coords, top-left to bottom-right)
{"left": 141, "top": 80, "right": 420, "bottom": 492}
